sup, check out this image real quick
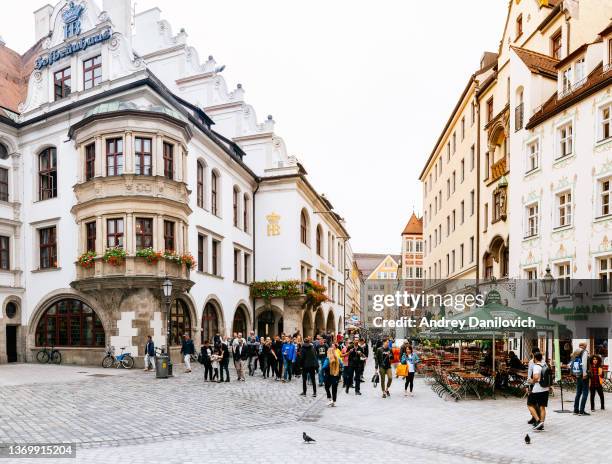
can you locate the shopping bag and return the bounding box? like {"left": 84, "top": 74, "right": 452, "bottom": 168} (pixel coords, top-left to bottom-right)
{"left": 396, "top": 363, "right": 408, "bottom": 378}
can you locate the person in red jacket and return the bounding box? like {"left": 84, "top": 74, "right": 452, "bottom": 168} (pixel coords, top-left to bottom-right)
{"left": 589, "top": 355, "right": 605, "bottom": 411}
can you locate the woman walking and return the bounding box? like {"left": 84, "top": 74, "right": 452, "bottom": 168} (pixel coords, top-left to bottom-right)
{"left": 210, "top": 345, "right": 222, "bottom": 382}
{"left": 323, "top": 346, "right": 343, "bottom": 406}
{"left": 403, "top": 346, "right": 419, "bottom": 396}
{"left": 589, "top": 355, "right": 605, "bottom": 411}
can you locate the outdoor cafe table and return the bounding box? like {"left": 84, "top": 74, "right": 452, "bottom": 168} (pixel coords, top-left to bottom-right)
{"left": 453, "top": 371, "right": 495, "bottom": 399}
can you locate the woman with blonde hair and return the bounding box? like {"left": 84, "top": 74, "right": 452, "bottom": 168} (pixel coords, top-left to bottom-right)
{"left": 322, "top": 345, "right": 343, "bottom": 406}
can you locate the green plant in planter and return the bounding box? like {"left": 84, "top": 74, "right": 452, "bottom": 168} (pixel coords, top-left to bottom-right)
{"left": 163, "top": 250, "right": 181, "bottom": 264}
{"left": 250, "top": 280, "right": 302, "bottom": 300}
{"left": 102, "top": 247, "right": 127, "bottom": 266}
{"left": 136, "top": 247, "right": 162, "bottom": 264}
{"left": 77, "top": 251, "right": 97, "bottom": 269}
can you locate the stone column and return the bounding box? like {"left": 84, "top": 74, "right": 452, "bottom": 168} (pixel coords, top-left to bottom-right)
{"left": 155, "top": 134, "right": 163, "bottom": 177}
{"left": 95, "top": 215, "right": 103, "bottom": 254}
{"left": 126, "top": 213, "right": 134, "bottom": 254}
{"left": 124, "top": 131, "right": 134, "bottom": 174}
{"left": 94, "top": 136, "right": 103, "bottom": 177}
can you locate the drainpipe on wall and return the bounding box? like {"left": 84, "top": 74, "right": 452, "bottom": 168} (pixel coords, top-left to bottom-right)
{"left": 475, "top": 93, "right": 481, "bottom": 286}
{"left": 251, "top": 181, "right": 260, "bottom": 334}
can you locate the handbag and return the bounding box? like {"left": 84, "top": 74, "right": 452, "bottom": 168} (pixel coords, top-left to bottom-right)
{"left": 371, "top": 372, "right": 380, "bottom": 387}
{"left": 396, "top": 363, "right": 408, "bottom": 378}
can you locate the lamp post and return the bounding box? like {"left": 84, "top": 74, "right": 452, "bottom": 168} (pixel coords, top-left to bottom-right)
{"left": 162, "top": 277, "right": 173, "bottom": 376}
{"left": 541, "top": 266, "right": 555, "bottom": 320}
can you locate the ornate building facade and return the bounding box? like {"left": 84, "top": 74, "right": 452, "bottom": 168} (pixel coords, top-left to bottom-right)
{"left": 0, "top": 0, "right": 351, "bottom": 365}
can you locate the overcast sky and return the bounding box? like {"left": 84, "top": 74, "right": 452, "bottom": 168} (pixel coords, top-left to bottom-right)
{"left": 1, "top": 0, "right": 508, "bottom": 254}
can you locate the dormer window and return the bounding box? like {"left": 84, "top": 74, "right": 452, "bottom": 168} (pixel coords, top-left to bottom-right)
{"left": 551, "top": 30, "right": 562, "bottom": 60}
{"left": 574, "top": 58, "right": 586, "bottom": 86}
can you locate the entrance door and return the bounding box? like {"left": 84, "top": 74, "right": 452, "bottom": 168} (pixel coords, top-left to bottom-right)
{"left": 6, "top": 326, "right": 17, "bottom": 363}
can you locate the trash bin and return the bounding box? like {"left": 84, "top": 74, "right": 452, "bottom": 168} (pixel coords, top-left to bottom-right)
{"left": 155, "top": 355, "right": 170, "bottom": 379}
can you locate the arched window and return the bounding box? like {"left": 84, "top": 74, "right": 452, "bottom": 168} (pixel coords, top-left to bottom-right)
{"left": 39, "top": 147, "right": 57, "bottom": 200}
{"left": 300, "top": 209, "right": 309, "bottom": 245}
{"left": 233, "top": 186, "right": 240, "bottom": 227}
{"left": 197, "top": 161, "right": 205, "bottom": 208}
{"left": 211, "top": 170, "right": 219, "bottom": 216}
{"left": 316, "top": 225, "right": 323, "bottom": 256}
{"left": 232, "top": 305, "right": 248, "bottom": 335}
{"left": 35, "top": 298, "right": 105, "bottom": 347}
{"left": 170, "top": 299, "right": 192, "bottom": 345}
{"left": 201, "top": 301, "right": 220, "bottom": 343}
{"left": 243, "top": 194, "right": 249, "bottom": 233}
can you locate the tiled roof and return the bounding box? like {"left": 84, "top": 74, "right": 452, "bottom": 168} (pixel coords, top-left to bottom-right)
{"left": 0, "top": 39, "right": 44, "bottom": 113}
{"left": 527, "top": 62, "right": 611, "bottom": 129}
{"left": 511, "top": 46, "right": 558, "bottom": 79}
{"left": 401, "top": 212, "right": 423, "bottom": 235}
{"left": 354, "top": 253, "right": 400, "bottom": 277}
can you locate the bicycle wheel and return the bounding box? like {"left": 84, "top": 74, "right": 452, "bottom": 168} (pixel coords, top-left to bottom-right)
{"left": 102, "top": 355, "right": 114, "bottom": 368}
{"left": 36, "top": 350, "right": 49, "bottom": 364}
{"left": 121, "top": 355, "right": 134, "bottom": 369}
{"left": 51, "top": 351, "right": 62, "bottom": 364}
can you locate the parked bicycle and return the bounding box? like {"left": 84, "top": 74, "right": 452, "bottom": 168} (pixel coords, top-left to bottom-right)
{"left": 36, "top": 345, "right": 62, "bottom": 364}
{"left": 102, "top": 346, "right": 135, "bottom": 369}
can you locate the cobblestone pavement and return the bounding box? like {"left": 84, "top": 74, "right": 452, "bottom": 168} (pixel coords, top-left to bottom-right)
{"left": 1, "top": 361, "right": 610, "bottom": 463}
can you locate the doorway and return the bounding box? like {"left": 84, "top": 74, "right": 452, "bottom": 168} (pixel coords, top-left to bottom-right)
{"left": 6, "top": 325, "right": 17, "bottom": 363}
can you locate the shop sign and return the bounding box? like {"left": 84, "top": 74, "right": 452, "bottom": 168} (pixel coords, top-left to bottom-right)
{"left": 35, "top": 29, "right": 112, "bottom": 70}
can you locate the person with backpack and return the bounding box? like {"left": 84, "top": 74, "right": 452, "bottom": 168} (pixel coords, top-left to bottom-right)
{"left": 376, "top": 338, "right": 394, "bottom": 398}
{"left": 571, "top": 342, "right": 590, "bottom": 415}
{"left": 315, "top": 336, "right": 329, "bottom": 387}
{"left": 299, "top": 336, "right": 318, "bottom": 397}
{"left": 527, "top": 351, "right": 551, "bottom": 431}
{"left": 403, "top": 346, "right": 419, "bottom": 396}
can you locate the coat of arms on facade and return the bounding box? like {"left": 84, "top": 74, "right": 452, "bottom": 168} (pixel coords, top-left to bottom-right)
{"left": 266, "top": 212, "right": 281, "bottom": 236}
{"left": 63, "top": 1, "right": 85, "bottom": 39}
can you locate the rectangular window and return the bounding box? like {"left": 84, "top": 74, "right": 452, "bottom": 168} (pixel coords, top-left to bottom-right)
{"left": 551, "top": 30, "right": 562, "bottom": 59}
{"left": 493, "top": 191, "right": 503, "bottom": 222}
{"left": 460, "top": 159, "right": 465, "bottom": 182}
{"left": 557, "top": 262, "right": 571, "bottom": 296}
{"left": 483, "top": 203, "right": 488, "bottom": 232}
{"left": 0, "top": 235, "right": 9, "bottom": 270}
{"left": 557, "top": 191, "right": 572, "bottom": 227}
{"left": 461, "top": 200, "right": 465, "bottom": 224}
{"left": 134, "top": 137, "right": 152, "bottom": 176}
{"left": 446, "top": 216, "right": 450, "bottom": 236}
{"left": 39, "top": 226, "right": 57, "bottom": 269}
{"left": 233, "top": 189, "right": 239, "bottom": 227}
{"left": 452, "top": 250, "right": 455, "bottom": 273}
{"left": 39, "top": 147, "right": 57, "bottom": 200}
{"left": 446, "top": 142, "right": 451, "bottom": 162}
{"left": 527, "top": 140, "right": 539, "bottom": 172}
{"left": 471, "top": 101, "right": 476, "bottom": 125}
{"left": 484, "top": 152, "right": 490, "bottom": 180}
{"left": 85, "top": 221, "right": 96, "bottom": 252}
{"left": 163, "top": 142, "right": 174, "bottom": 179}
{"left": 599, "top": 103, "right": 611, "bottom": 141}
{"left": 516, "top": 14, "right": 523, "bottom": 39}
{"left": 164, "top": 220, "right": 175, "bottom": 251}
{"left": 0, "top": 167, "right": 8, "bottom": 202}
{"left": 526, "top": 203, "right": 539, "bottom": 238}
{"left": 233, "top": 248, "right": 240, "bottom": 281}
{"left": 470, "top": 145, "right": 475, "bottom": 171}
{"left": 452, "top": 210, "right": 456, "bottom": 231}
{"left": 212, "top": 239, "right": 220, "bottom": 276}
{"left": 574, "top": 58, "right": 585, "bottom": 85}
{"left": 244, "top": 253, "right": 251, "bottom": 284}
{"left": 452, "top": 133, "right": 456, "bottom": 153}
{"left": 85, "top": 143, "right": 95, "bottom": 180}
{"left": 135, "top": 218, "right": 153, "bottom": 250}
{"left": 446, "top": 179, "right": 450, "bottom": 198}
{"left": 106, "top": 219, "right": 124, "bottom": 248}
{"left": 452, "top": 171, "right": 456, "bottom": 192}
{"left": 601, "top": 178, "right": 611, "bottom": 217}
{"left": 599, "top": 257, "right": 612, "bottom": 292}
{"left": 486, "top": 97, "right": 494, "bottom": 123}
{"left": 470, "top": 236, "right": 474, "bottom": 263}
{"left": 470, "top": 190, "right": 475, "bottom": 216}
{"left": 526, "top": 269, "right": 538, "bottom": 298}
{"left": 243, "top": 195, "right": 249, "bottom": 233}
{"left": 460, "top": 244, "right": 464, "bottom": 269}
{"left": 561, "top": 67, "right": 572, "bottom": 94}
{"left": 197, "top": 233, "right": 206, "bottom": 273}
{"left": 83, "top": 55, "right": 102, "bottom": 90}
{"left": 557, "top": 123, "right": 573, "bottom": 159}
{"left": 106, "top": 138, "right": 123, "bottom": 176}
{"left": 54, "top": 67, "right": 71, "bottom": 100}
{"left": 461, "top": 117, "right": 465, "bottom": 140}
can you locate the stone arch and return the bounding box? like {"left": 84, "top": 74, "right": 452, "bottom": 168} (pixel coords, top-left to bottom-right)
{"left": 255, "top": 304, "right": 283, "bottom": 338}
{"left": 314, "top": 308, "right": 325, "bottom": 336}
{"left": 201, "top": 297, "right": 225, "bottom": 343}
{"left": 302, "top": 309, "right": 313, "bottom": 339}
{"left": 325, "top": 309, "right": 335, "bottom": 333}
{"left": 232, "top": 303, "right": 250, "bottom": 336}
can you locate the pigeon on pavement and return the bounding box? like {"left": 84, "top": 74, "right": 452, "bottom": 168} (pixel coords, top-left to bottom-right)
{"left": 303, "top": 432, "right": 316, "bottom": 443}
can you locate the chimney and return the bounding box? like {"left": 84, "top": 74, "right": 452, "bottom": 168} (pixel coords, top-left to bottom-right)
{"left": 103, "top": 0, "right": 132, "bottom": 46}
{"left": 34, "top": 4, "right": 54, "bottom": 42}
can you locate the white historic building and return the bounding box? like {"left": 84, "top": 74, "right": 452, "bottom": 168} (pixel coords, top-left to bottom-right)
{"left": 0, "top": 0, "right": 351, "bottom": 365}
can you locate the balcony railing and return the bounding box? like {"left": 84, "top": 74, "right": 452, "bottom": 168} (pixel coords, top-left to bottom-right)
{"left": 75, "top": 255, "right": 189, "bottom": 281}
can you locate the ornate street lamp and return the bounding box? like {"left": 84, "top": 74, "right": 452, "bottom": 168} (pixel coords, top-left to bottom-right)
{"left": 162, "top": 277, "right": 173, "bottom": 376}
{"left": 541, "top": 266, "right": 555, "bottom": 320}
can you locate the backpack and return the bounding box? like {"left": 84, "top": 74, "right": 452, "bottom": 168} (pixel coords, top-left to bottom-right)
{"left": 538, "top": 363, "right": 553, "bottom": 388}
{"left": 571, "top": 350, "right": 584, "bottom": 376}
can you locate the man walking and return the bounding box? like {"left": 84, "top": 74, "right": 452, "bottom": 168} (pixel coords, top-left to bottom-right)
{"left": 220, "top": 337, "right": 231, "bottom": 382}
{"left": 282, "top": 336, "right": 297, "bottom": 382}
{"left": 572, "top": 342, "right": 590, "bottom": 415}
{"left": 180, "top": 333, "right": 195, "bottom": 373}
{"left": 201, "top": 340, "right": 213, "bottom": 381}
{"left": 233, "top": 337, "right": 248, "bottom": 381}
{"left": 315, "top": 336, "right": 329, "bottom": 387}
{"left": 299, "top": 337, "right": 318, "bottom": 397}
{"left": 527, "top": 352, "right": 550, "bottom": 431}
{"left": 144, "top": 335, "right": 156, "bottom": 372}
{"left": 376, "top": 338, "right": 393, "bottom": 398}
